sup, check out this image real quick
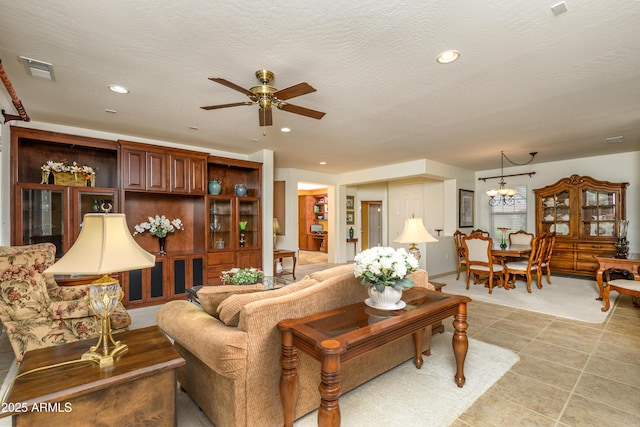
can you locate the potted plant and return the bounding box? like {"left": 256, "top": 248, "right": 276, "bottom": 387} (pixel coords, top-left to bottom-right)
{"left": 221, "top": 268, "right": 264, "bottom": 285}
{"left": 354, "top": 246, "right": 418, "bottom": 309}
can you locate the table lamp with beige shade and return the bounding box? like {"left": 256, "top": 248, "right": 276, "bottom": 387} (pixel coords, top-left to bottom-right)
{"left": 45, "top": 213, "right": 155, "bottom": 368}
{"left": 394, "top": 216, "right": 438, "bottom": 261}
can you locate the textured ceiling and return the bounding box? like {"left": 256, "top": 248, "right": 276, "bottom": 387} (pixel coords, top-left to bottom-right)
{"left": 1, "top": 1, "right": 639, "bottom": 173}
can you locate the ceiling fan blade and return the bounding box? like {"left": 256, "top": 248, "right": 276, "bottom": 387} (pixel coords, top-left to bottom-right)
{"left": 209, "top": 78, "right": 255, "bottom": 97}
{"left": 259, "top": 108, "right": 273, "bottom": 127}
{"left": 201, "top": 101, "right": 252, "bottom": 111}
{"left": 274, "top": 82, "right": 316, "bottom": 100}
{"left": 279, "top": 103, "right": 326, "bottom": 120}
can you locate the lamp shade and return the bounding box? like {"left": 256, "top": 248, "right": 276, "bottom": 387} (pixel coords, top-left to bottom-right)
{"left": 45, "top": 213, "right": 155, "bottom": 275}
{"left": 394, "top": 218, "right": 438, "bottom": 244}
{"left": 273, "top": 217, "right": 281, "bottom": 234}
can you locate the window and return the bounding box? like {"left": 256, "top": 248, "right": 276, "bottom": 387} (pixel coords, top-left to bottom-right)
{"left": 490, "top": 185, "right": 528, "bottom": 244}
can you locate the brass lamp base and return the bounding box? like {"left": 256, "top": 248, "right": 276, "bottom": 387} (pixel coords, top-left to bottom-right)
{"left": 83, "top": 276, "right": 128, "bottom": 368}
{"left": 82, "top": 342, "right": 128, "bottom": 368}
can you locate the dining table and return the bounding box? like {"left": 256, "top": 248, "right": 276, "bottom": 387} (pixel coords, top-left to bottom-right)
{"left": 491, "top": 244, "right": 532, "bottom": 289}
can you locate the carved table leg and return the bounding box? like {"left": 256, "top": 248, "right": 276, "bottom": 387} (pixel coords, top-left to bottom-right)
{"left": 452, "top": 302, "right": 469, "bottom": 388}
{"left": 596, "top": 267, "right": 605, "bottom": 301}
{"left": 412, "top": 328, "right": 425, "bottom": 368}
{"left": 602, "top": 284, "right": 611, "bottom": 312}
{"left": 280, "top": 330, "right": 299, "bottom": 427}
{"left": 318, "top": 339, "right": 343, "bottom": 427}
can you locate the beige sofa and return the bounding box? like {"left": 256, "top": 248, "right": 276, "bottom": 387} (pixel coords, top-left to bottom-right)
{"left": 157, "top": 264, "right": 434, "bottom": 427}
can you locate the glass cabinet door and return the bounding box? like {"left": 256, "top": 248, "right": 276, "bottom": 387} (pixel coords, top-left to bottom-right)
{"left": 540, "top": 190, "right": 570, "bottom": 236}
{"left": 238, "top": 198, "right": 260, "bottom": 249}
{"left": 20, "top": 187, "right": 66, "bottom": 256}
{"left": 209, "top": 197, "right": 233, "bottom": 251}
{"left": 581, "top": 190, "right": 616, "bottom": 237}
{"left": 76, "top": 189, "right": 118, "bottom": 237}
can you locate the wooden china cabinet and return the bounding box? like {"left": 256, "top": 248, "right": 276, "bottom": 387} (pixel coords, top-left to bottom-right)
{"left": 206, "top": 156, "right": 262, "bottom": 284}
{"left": 534, "top": 175, "right": 628, "bottom": 275}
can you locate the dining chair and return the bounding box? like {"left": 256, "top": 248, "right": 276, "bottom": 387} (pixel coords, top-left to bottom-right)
{"left": 508, "top": 230, "right": 534, "bottom": 246}
{"left": 463, "top": 235, "right": 504, "bottom": 294}
{"left": 600, "top": 267, "right": 640, "bottom": 312}
{"left": 453, "top": 230, "right": 467, "bottom": 280}
{"left": 470, "top": 229, "right": 490, "bottom": 237}
{"left": 504, "top": 235, "right": 546, "bottom": 293}
{"left": 539, "top": 232, "right": 556, "bottom": 284}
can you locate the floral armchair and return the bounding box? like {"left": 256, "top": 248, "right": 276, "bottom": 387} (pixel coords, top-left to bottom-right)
{"left": 0, "top": 243, "right": 131, "bottom": 362}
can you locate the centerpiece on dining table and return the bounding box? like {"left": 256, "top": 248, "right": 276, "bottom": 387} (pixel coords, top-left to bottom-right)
{"left": 354, "top": 246, "right": 419, "bottom": 310}
{"left": 133, "top": 215, "right": 184, "bottom": 255}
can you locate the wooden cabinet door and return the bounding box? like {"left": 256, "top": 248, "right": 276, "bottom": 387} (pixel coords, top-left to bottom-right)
{"left": 169, "top": 154, "right": 190, "bottom": 193}
{"left": 237, "top": 250, "right": 262, "bottom": 269}
{"left": 122, "top": 148, "right": 146, "bottom": 190}
{"left": 146, "top": 152, "right": 167, "bottom": 192}
{"left": 190, "top": 157, "right": 207, "bottom": 194}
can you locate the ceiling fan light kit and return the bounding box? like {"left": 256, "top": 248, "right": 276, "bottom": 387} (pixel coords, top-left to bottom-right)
{"left": 201, "top": 69, "right": 325, "bottom": 127}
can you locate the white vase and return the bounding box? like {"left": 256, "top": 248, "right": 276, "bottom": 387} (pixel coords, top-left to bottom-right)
{"left": 367, "top": 285, "right": 402, "bottom": 309}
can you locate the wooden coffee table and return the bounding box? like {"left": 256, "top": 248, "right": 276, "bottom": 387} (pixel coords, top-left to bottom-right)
{"left": 278, "top": 288, "right": 471, "bottom": 427}
{"left": 1, "top": 326, "right": 184, "bottom": 426}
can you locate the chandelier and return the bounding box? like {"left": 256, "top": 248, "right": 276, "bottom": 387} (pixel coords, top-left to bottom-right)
{"left": 485, "top": 151, "right": 537, "bottom": 206}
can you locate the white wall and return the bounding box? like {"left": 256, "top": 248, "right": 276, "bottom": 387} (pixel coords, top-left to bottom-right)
{"left": 474, "top": 152, "right": 640, "bottom": 253}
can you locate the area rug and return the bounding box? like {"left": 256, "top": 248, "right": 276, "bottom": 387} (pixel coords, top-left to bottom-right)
{"left": 294, "top": 332, "right": 519, "bottom": 427}
{"left": 298, "top": 250, "right": 329, "bottom": 265}
{"left": 435, "top": 273, "right": 612, "bottom": 323}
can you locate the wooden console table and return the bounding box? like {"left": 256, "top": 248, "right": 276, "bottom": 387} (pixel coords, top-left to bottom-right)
{"left": 278, "top": 288, "right": 470, "bottom": 427}
{"left": 1, "top": 326, "right": 184, "bottom": 426}
{"left": 274, "top": 249, "right": 297, "bottom": 280}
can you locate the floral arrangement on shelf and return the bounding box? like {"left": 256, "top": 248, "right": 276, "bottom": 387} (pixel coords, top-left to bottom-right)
{"left": 221, "top": 268, "right": 264, "bottom": 285}
{"left": 40, "top": 160, "right": 96, "bottom": 186}
{"left": 353, "top": 246, "right": 418, "bottom": 292}
{"left": 133, "top": 215, "right": 184, "bottom": 238}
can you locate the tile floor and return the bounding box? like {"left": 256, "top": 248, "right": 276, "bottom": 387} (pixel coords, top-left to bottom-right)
{"left": 450, "top": 294, "right": 640, "bottom": 426}
{"left": 0, "top": 269, "right": 638, "bottom": 426}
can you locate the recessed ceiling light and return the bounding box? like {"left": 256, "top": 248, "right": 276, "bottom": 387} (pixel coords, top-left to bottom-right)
{"left": 105, "top": 109, "right": 117, "bottom": 114}
{"left": 188, "top": 126, "right": 199, "bottom": 130}
{"left": 319, "top": 161, "right": 327, "bottom": 165}
{"left": 436, "top": 50, "right": 460, "bottom": 64}
{"left": 109, "top": 85, "right": 129, "bottom": 94}
{"left": 280, "top": 127, "right": 291, "bottom": 133}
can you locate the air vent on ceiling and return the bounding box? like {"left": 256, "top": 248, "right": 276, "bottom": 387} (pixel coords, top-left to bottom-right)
{"left": 551, "top": 2, "right": 568, "bottom": 16}
{"left": 20, "top": 56, "right": 55, "bottom": 81}
{"left": 606, "top": 136, "right": 624, "bottom": 144}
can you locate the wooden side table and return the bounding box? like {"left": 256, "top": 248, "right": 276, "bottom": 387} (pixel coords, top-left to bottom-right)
{"left": 274, "top": 249, "right": 297, "bottom": 280}
{"left": 1, "top": 326, "right": 185, "bottom": 426}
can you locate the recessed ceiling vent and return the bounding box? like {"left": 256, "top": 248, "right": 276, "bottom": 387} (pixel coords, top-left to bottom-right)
{"left": 20, "top": 56, "right": 55, "bottom": 81}
{"left": 606, "top": 136, "right": 624, "bottom": 144}
{"left": 551, "top": 1, "right": 568, "bottom": 16}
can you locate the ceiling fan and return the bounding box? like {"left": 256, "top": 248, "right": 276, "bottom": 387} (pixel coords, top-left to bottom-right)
{"left": 201, "top": 69, "right": 326, "bottom": 126}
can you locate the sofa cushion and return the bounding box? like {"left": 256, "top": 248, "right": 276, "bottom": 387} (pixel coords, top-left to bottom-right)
{"left": 309, "top": 264, "right": 354, "bottom": 282}
{"left": 217, "top": 277, "right": 318, "bottom": 326}
{"left": 197, "top": 284, "right": 265, "bottom": 317}
{"left": 48, "top": 299, "right": 92, "bottom": 319}
{"left": 0, "top": 274, "right": 52, "bottom": 321}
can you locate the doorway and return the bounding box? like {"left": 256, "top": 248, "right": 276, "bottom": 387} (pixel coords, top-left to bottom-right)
{"left": 360, "top": 201, "right": 382, "bottom": 249}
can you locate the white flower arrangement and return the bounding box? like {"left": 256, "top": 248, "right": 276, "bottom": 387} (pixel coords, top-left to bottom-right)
{"left": 353, "top": 246, "right": 419, "bottom": 292}
{"left": 133, "top": 215, "right": 184, "bottom": 238}
{"left": 221, "top": 268, "right": 264, "bottom": 285}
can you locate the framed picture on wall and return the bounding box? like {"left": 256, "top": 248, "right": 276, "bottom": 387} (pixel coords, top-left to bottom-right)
{"left": 459, "top": 189, "right": 474, "bottom": 227}
{"left": 346, "top": 195, "right": 355, "bottom": 210}
{"left": 346, "top": 212, "right": 355, "bottom": 225}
